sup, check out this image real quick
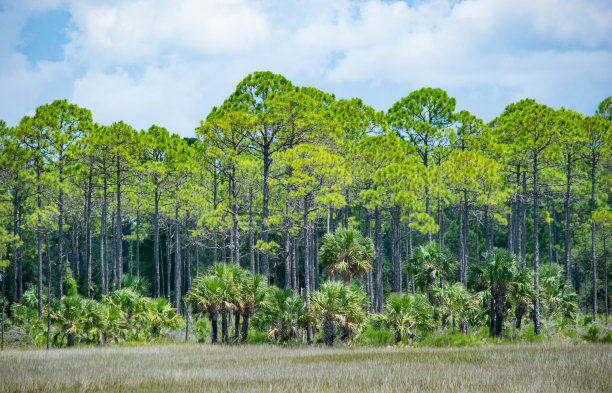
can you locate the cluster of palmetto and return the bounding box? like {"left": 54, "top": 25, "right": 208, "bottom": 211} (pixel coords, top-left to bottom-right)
{"left": 10, "top": 277, "right": 180, "bottom": 347}
{"left": 185, "top": 229, "right": 577, "bottom": 347}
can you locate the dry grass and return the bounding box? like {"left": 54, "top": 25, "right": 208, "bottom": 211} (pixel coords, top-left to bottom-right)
{"left": 0, "top": 342, "right": 610, "bottom": 392}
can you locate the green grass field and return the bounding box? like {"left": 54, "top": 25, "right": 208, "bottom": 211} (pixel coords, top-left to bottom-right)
{"left": 0, "top": 343, "right": 610, "bottom": 392}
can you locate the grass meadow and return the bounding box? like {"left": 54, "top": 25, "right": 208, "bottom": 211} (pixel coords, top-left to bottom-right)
{"left": 0, "top": 342, "right": 610, "bottom": 392}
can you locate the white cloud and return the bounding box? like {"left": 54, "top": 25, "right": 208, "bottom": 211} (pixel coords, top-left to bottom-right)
{"left": 0, "top": 0, "right": 610, "bottom": 135}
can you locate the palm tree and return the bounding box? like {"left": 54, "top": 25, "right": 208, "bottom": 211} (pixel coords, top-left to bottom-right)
{"left": 209, "top": 263, "right": 240, "bottom": 344}
{"left": 141, "top": 297, "right": 181, "bottom": 339}
{"left": 408, "top": 242, "right": 455, "bottom": 302}
{"left": 469, "top": 248, "right": 518, "bottom": 337}
{"left": 187, "top": 275, "right": 225, "bottom": 344}
{"left": 258, "top": 288, "right": 305, "bottom": 343}
{"left": 433, "top": 282, "right": 479, "bottom": 334}
{"left": 376, "top": 293, "right": 433, "bottom": 343}
{"left": 311, "top": 282, "right": 367, "bottom": 346}
{"left": 235, "top": 272, "right": 269, "bottom": 343}
{"left": 510, "top": 268, "right": 533, "bottom": 330}
{"left": 319, "top": 229, "right": 374, "bottom": 283}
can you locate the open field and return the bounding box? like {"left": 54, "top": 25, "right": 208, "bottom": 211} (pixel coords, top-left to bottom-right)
{"left": 0, "top": 343, "right": 611, "bottom": 393}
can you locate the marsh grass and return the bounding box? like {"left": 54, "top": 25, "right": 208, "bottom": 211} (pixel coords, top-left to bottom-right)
{"left": 0, "top": 343, "right": 610, "bottom": 392}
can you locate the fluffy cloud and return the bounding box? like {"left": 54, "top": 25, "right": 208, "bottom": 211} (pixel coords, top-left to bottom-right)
{"left": 0, "top": 0, "right": 610, "bottom": 136}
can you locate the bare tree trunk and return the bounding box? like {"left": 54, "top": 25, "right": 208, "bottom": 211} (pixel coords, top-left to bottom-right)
{"left": 547, "top": 197, "right": 553, "bottom": 263}
{"left": 303, "top": 196, "right": 313, "bottom": 345}
{"left": 136, "top": 208, "right": 140, "bottom": 279}
{"left": 604, "top": 236, "right": 608, "bottom": 325}
{"left": 521, "top": 171, "right": 527, "bottom": 269}
{"left": 591, "top": 155, "right": 597, "bottom": 320}
{"left": 249, "top": 187, "right": 255, "bottom": 273}
{"left": 533, "top": 153, "right": 541, "bottom": 335}
{"left": 459, "top": 201, "right": 465, "bottom": 287}
{"left": 261, "top": 149, "right": 271, "bottom": 281}
{"left": 374, "top": 206, "right": 383, "bottom": 313}
{"left": 37, "top": 163, "right": 43, "bottom": 318}
{"left": 292, "top": 237, "right": 298, "bottom": 291}
{"left": 564, "top": 156, "right": 572, "bottom": 283}
{"left": 115, "top": 155, "right": 122, "bottom": 290}
{"left": 166, "top": 226, "right": 172, "bottom": 302}
{"left": 46, "top": 234, "right": 51, "bottom": 350}
{"left": 285, "top": 202, "right": 292, "bottom": 289}
{"left": 12, "top": 192, "right": 19, "bottom": 302}
{"left": 86, "top": 160, "right": 93, "bottom": 298}
{"left": 463, "top": 192, "right": 469, "bottom": 288}
{"left": 175, "top": 198, "right": 182, "bottom": 314}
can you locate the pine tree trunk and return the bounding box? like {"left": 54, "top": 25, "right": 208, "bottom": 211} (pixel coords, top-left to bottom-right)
{"left": 533, "top": 152, "right": 541, "bottom": 335}
{"left": 166, "top": 226, "right": 172, "bottom": 302}
{"left": 547, "top": 197, "right": 553, "bottom": 263}
{"left": 304, "top": 196, "right": 313, "bottom": 345}
{"left": 37, "top": 163, "right": 43, "bottom": 319}
{"left": 46, "top": 234, "right": 51, "bottom": 350}
{"left": 375, "top": 206, "right": 383, "bottom": 313}
{"left": 86, "top": 160, "right": 93, "bottom": 298}
{"left": 115, "top": 155, "right": 122, "bottom": 290}
{"left": 261, "top": 148, "right": 270, "bottom": 281}
{"left": 285, "top": 202, "right": 292, "bottom": 289}
{"left": 175, "top": 197, "right": 182, "bottom": 314}
{"left": 591, "top": 154, "right": 597, "bottom": 320}
{"left": 463, "top": 192, "right": 469, "bottom": 288}
{"left": 58, "top": 166, "right": 64, "bottom": 298}
{"left": 564, "top": 157, "right": 572, "bottom": 283}
{"left": 12, "top": 192, "right": 19, "bottom": 302}
{"left": 136, "top": 208, "right": 140, "bottom": 279}
{"left": 249, "top": 187, "right": 255, "bottom": 273}
{"left": 459, "top": 201, "right": 465, "bottom": 287}
{"left": 521, "top": 171, "right": 527, "bottom": 269}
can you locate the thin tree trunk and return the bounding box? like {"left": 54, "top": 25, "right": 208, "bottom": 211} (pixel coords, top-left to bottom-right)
{"left": 37, "top": 163, "right": 43, "bottom": 319}
{"left": 285, "top": 202, "right": 292, "bottom": 289}
{"left": 547, "top": 197, "right": 553, "bottom": 263}
{"left": 521, "top": 171, "right": 527, "bottom": 269}
{"left": 564, "top": 156, "right": 572, "bottom": 283}
{"left": 167, "top": 226, "right": 172, "bottom": 302}
{"left": 46, "top": 234, "right": 51, "bottom": 350}
{"left": 58, "top": 166, "right": 65, "bottom": 298}
{"left": 175, "top": 195, "right": 182, "bottom": 314}
{"left": 463, "top": 191, "right": 469, "bottom": 288}
{"left": 591, "top": 154, "right": 597, "bottom": 320}
{"left": 304, "top": 195, "right": 313, "bottom": 345}
{"left": 475, "top": 218, "right": 480, "bottom": 265}
{"left": 533, "top": 152, "right": 541, "bottom": 335}
{"left": 136, "top": 208, "right": 140, "bottom": 279}
{"left": 604, "top": 236, "right": 608, "bottom": 325}
{"left": 375, "top": 206, "right": 383, "bottom": 313}
{"left": 86, "top": 160, "right": 93, "bottom": 298}
{"left": 459, "top": 201, "right": 465, "bottom": 287}
{"left": 249, "top": 187, "right": 255, "bottom": 273}
{"left": 115, "top": 155, "right": 122, "bottom": 290}
{"left": 261, "top": 149, "right": 271, "bottom": 281}
{"left": 12, "top": 192, "right": 19, "bottom": 302}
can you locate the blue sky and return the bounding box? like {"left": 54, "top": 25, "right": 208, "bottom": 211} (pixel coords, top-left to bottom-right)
{"left": 1, "top": 0, "right": 611, "bottom": 137}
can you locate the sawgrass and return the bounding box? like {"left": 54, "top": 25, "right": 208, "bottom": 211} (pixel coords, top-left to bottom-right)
{"left": 0, "top": 342, "right": 610, "bottom": 392}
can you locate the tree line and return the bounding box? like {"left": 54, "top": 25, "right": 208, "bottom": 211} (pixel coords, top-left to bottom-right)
{"left": 0, "top": 71, "right": 610, "bottom": 347}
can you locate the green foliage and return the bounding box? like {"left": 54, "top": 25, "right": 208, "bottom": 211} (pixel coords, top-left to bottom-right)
{"left": 355, "top": 328, "right": 392, "bottom": 346}
{"left": 319, "top": 229, "right": 374, "bottom": 283}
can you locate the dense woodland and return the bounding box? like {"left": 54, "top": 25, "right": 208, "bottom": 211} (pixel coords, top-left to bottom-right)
{"left": 0, "top": 71, "right": 610, "bottom": 348}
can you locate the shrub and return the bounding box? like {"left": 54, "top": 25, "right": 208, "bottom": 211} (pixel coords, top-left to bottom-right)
{"left": 581, "top": 325, "right": 600, "bottom": 342}
{"left": 247, "top": 330, "right": 269, "bottom": 344}
{"left": 355, "top": 328, "right": 391, "bottom": 346}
